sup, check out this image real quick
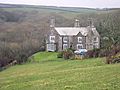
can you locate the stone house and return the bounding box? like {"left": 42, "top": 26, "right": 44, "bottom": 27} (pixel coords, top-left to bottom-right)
{"left": 46, "top": 19, "right": 100, "bottom": 52}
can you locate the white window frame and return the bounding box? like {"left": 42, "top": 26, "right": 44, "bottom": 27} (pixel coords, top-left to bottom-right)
{"left": 63, "top": 44, "right": 68, "bottom": 50}
{"left": 78, "top": 37, "right": 82, "bottom": 43}
{"left": 50, "top": 36, "right": 55, "bottom": 43}
{"left": 93, "top": 42, "right": 99, "bottom": 48}
{"left": 63, "top": 37, "right": 68, "bottom": 43}
{"left": 47, "top": 44, "right": 56, "bottom": 52}
{"left": 77, "top": 44, "right": 83, "bottom": 49}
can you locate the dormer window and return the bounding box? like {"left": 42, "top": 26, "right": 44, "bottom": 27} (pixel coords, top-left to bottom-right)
{"left": 78, "top": 37, "right": 82, "bottom": 43}
{"left": 63, "top": 37, "right": 68, "bottom": 43}
{"left": 50, "top": 36, "right": 55, "bottom": 43}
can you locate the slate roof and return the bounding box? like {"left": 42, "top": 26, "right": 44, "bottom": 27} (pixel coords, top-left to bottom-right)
{"left": 55, "top": 27, "right": 99, "bottom": 36}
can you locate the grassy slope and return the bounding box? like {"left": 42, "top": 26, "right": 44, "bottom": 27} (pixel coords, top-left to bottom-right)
{"left": 0, "top": 52, "right": 120, "bottom": 90}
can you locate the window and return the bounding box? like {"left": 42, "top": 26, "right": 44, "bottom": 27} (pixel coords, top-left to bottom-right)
{"left": 94, "top": 37, "right": 98, "bottom": 42}
{"left": 78, "top": 37, "right": 82, "bottom": 43}
{"left": 50, "top": 36, "right": 55, "bottom": 43}
{"left": 63, "top": 44, "right": 68, "bottom": 50}
{"left": 47, "top": 44, "right": 56, "bottom": 52}
{"left": 63, "top": 37, "right": 68, "bottom": 43}
{"left": 93, "top": 43, "right": 98, "bottom": 48}
{"left": 77, "top": 44, "right": 83, "bottom": 49}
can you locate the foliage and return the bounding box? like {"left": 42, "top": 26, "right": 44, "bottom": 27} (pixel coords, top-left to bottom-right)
{"left": 57, "top": 51, "right": 64, "bottom": 58}
{"left": 106, "top": 45, "right": 120, "bottom": 64}
{"left": 86, "top": 45, "right": 120, "bottom": 61}
{"left": 63, "top": 48, "right": 74, "bottom": 59}
{"left": 0, "top": 8, "right": 26, "bottom": 22}
{"left": 98, "top": 49, "right": 109, "bottom": 57}
{"left": 86, "top": 48, "right": 100, "bottom": 58}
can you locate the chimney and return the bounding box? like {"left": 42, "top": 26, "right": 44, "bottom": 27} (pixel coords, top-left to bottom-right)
{"left": 88, "top": 18, "right": 94, "bottom": 28}
{"left": 74, "top": 19, "right": 80, "bottom": 27}
{"left": 50, "top": 17, "right": 55, "bottom": 35}
{"left": 50, "top": 17, "right": 55, "bottom": 28}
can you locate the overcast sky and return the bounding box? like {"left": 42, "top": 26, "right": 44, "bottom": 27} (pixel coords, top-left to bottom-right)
{"left": 0, "top": 0, "right": 120, "bottom": 8}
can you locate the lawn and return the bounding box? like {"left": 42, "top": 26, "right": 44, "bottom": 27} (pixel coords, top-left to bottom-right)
{"left": 0, "top": 52, "right": 120, "bottom": 90}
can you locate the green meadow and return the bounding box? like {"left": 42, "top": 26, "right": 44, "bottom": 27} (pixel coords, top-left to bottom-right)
{"left": 0, "top": 52, "right": 120, "bottom": 90}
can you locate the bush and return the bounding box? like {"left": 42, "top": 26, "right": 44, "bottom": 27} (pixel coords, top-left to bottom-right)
{"left": 86, "top": 50, "right": 94, "bottom": 58}
{"left": 106, "top": 52, "right": 120, "bottom": 64}
{"left": 57, "top": 51, "right": 63, "bottom": 58}
{"left": 105, "top": 45, "right": 120, "bottom": 64}
{"left": 86, "top": 48, "right": 114, "bottom": 58}
{"left": 39, "top": 46, "right": 45, "bottom": 51}
{"left": 99, "top": 49, "right": 109, "bottom": 57}
{"left": 86, "top": 49, "right": 100, "bottom": 58}
{"left": 0, "top": 58, "right": 10, "bottom": 67}
{"left": 63, "top": 49, "right": 74, "bottom": 60}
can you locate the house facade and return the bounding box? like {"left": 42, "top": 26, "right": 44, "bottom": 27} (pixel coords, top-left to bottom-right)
{"left": 46, "top": 19, "right": 100, "bottom": 52}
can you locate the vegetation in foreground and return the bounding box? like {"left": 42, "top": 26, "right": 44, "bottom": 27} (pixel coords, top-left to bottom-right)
{"left": 0, "top": 52, "right": 120, "bottom": 90}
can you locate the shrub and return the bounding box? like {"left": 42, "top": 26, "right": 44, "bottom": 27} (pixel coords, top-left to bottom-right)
{"left": 99, "top": 49, "right": 109, "bottom": 57}
{"left": 106, "top": 45, "right": 120, "bottom": 64}
{"left": 0, "top": 58, "right": 10, "bottom": 67}
{"left": 86, "top": 49, "right": 100, "bottom": 58}
{"left": 57, "top": 51, "right": 63, "bottom": 58}
{"left": 63, "top": 49, "right": 74, "bottom": 60}
{"left": 39, "top": 46, "right": 45, "bottom": 51}
{"left": 106, "top": 53, "right": 120, "bottom": 64}
{"left": 106, "top": 56, "right": 112, "bottom": 64}
{"left": 86, "top": 50, "right": 94, "bottom": 58}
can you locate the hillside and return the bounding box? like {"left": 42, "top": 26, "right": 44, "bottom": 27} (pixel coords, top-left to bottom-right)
{"left": 0, "top": 3, "right": 100, "bottom": 20}
{"left": 0, "top": 3, "right": 119, "bottom": 14}
{"left": 0, "top": 52, "right": 120, "bottom": 90}
{"left": 0, "top": 3, "right": 120, "bottom": 68}
{"left": 0, "top": 3, "right": 99, "bottom": 13}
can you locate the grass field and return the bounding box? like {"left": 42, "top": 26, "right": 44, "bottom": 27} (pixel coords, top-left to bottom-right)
{"left": 0, "top": 52, "right": 120, "bottom": 90}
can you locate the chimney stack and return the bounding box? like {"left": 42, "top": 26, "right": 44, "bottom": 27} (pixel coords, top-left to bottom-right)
{"left": 74, "top": 19, "right": 80, "bottom": 27}
{"left": 88, "top": 18, "right": 94, "bottom": 28}
{"left": 50, "top": 17, "right": 55, "bottom": 28}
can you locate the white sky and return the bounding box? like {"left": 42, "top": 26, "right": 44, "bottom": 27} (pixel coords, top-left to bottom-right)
{"left": 0, "top": 0, "right": 120, "bottom": 8}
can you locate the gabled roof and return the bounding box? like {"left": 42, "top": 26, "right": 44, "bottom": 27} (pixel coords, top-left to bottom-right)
{"left": 55, "top": 27, "right": 88, "bottom": 36}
